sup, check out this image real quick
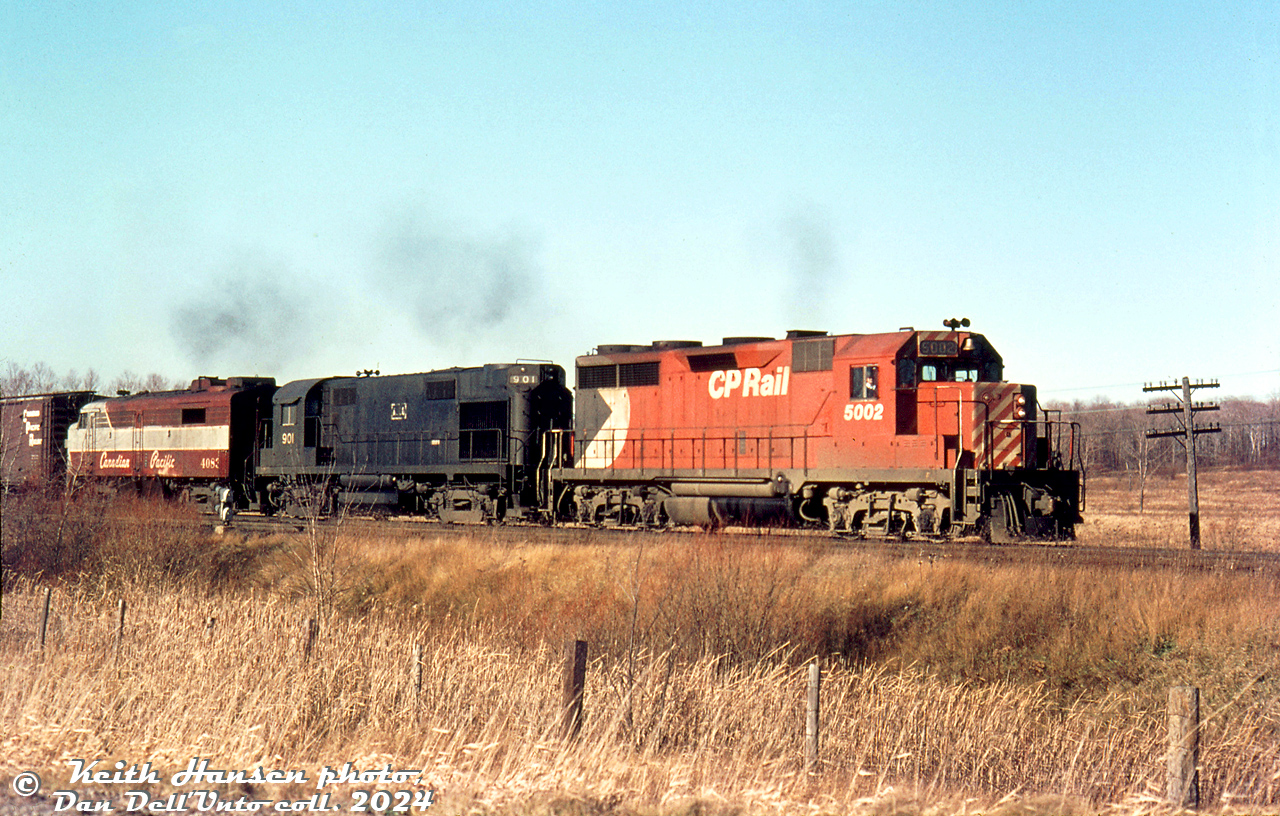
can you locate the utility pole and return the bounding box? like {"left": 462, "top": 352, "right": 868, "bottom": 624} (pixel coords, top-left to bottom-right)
{"left": 1144, "top": 377, "right": 1221, "bottom": 549}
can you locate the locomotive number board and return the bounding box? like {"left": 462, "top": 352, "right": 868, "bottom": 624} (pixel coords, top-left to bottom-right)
{"left": 918, "top": 339, "right": 959, "bottom": 356}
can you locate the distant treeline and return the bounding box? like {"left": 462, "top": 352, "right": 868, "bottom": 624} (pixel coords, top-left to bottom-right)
{"left": 1047, "top": 396, "right": 1280, "bottom": 473}
{"left": 0, "top": 362, "right": 184, "bottom": 399}
{"left": 4, "top": 361, "right": 1277, "bottom": 472}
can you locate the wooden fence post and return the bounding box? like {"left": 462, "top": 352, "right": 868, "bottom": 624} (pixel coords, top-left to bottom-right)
{"left": 561, "top": 639, "right": 588, "bottom": 740}
{"left": 1168, "top": 686, "right": 1200, "bottom": 810}
{"left": 205, "top": 616, "right": 216, "bottom": 642}
{"left": 301, "top": 617, "right": 318, "bottom": 663}
{"left": 805, "top": 660, "right": 821, "bottom": 773}
{"left": 412, "top": 643, "right": 424, "bottom": 708}
{"left": 114, "top": 598, "right": 126, "bottom": 663}
{"left": 38, "top": 587, "right": 52, "bottom": 650}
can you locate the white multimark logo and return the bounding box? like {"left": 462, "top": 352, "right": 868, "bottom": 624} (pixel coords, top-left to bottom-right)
{"left": 707, "top": 366, "right": 790, "bottom": 399}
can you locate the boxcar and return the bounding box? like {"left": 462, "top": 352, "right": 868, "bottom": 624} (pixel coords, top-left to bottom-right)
{"left": 1, "top": 391, "right": 97, "bottom": 489}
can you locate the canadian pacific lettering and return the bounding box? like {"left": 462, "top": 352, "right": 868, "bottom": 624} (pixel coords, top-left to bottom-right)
{"left": 98, "top": 453, "right": 132, "bottom": 469}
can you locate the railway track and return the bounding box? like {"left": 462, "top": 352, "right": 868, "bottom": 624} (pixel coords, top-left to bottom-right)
{"left": 214, "top": 513, "right": 1280, "bottom": 575}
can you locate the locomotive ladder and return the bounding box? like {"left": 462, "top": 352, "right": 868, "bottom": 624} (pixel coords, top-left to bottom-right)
{"left": 961, "top": 468, "right": 982, "bottom": 520}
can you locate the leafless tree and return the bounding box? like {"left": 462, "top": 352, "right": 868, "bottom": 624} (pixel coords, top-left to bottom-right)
{"left": 111, "top": 371, "right": 143, "bottom": 396}
{"left": 1050, "top": 395, "right": 1280, "bottom": 474}
{"left": 29, "top": 362, "right": 57, "bottom": 393}
{"left": 142, "top": 372, "right": 172, "bottom": 393}
{"left": 2, "top": 362, "right": 33, "bottom": 397}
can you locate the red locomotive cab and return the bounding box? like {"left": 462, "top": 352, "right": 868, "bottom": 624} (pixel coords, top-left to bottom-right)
{"left": 817, "top": 329, "right": 1012, "bottom": 472}
{"left": 906, "top": 331, "right": 1047, "bottom": 472}
{"left": 893, "top": 329, "right": 1027, "bottom": 470}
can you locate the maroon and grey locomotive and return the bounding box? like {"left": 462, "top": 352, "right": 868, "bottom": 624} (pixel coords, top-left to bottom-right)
{"left": 65, "top": 377, "right": 275, "bottom": 517}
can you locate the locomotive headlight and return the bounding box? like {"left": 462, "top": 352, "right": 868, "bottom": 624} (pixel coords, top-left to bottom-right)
{"left": 1014, "top": 393, "right": 1027, "bottom": 419}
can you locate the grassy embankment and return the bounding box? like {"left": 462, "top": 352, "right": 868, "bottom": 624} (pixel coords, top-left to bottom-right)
{"left": 1, "top": 471, "right": 1277, "bottom": 815}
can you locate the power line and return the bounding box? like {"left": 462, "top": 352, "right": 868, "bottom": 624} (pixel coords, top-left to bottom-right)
{"left": 1040, "top": 380, "right": 1149, "bottom": 394}
{"left": 1046, "top": 394, "right": 1280, "bottom": 414}
{"left": 1078, "top": 419, "right": 1280, "bottom": 438}
{"left": 1041, "top": 368, "right": 1280, "bottom": 396}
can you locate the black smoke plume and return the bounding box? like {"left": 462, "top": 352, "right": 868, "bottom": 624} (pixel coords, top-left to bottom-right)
{"left": 375, "top": 214, "right": 540, "bottom": 342}
{"left": 781, "top": 210, "right": 841, "bottom": 328}
{"left": 170, "top": 263, "right": 312, "bottom": 373}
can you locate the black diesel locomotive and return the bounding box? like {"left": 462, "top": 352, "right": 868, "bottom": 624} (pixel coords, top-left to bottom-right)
{"left": 255, "top": 363, "right": 572, "bottom": 522}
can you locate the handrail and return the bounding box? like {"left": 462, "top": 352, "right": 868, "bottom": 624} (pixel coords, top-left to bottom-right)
{"left": 568, "top": 427, "right": 825, "bottom": 472}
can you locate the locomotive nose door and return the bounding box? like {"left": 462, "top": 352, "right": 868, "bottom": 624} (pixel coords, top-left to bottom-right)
{"left": 85, "top": 410, "right": 99, "bottom": 456}
{"left": 131, "top": 412, "right": 144, "bottom": 477}
{"left": 895, "top": 357, "right": 918, "bottom": 435}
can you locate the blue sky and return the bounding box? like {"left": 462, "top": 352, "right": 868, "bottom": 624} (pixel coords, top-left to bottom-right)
{"left": 3, "top": 1, "right": 1277, "bottom": 402}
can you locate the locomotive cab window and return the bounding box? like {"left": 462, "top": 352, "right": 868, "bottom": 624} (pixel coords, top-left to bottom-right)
{"left": 919, "top": 358, "right": 1002, "bottom": 383}
{"left": 849, "top": 365, "right": 879, "bottom": 400}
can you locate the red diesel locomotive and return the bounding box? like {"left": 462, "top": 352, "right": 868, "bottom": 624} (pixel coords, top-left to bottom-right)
{"left": 546, "top": 324, "right": 1082, "bottom": 540}
{"left": 65, "top": 377, "right": 276, "bottom": 518}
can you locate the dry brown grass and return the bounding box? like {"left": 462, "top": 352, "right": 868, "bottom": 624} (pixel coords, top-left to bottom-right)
{"left": 1078, "top": 469, "right": 1280, "bottom": 552}
{"left": 2, "top": 578, "right": 1276, "bottom": 815}
{"left": 226, "top": 526, "right": 1280, "bottom": 703}
{"left": 2, "top": 483, "right": 1279, "bottom": 815}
